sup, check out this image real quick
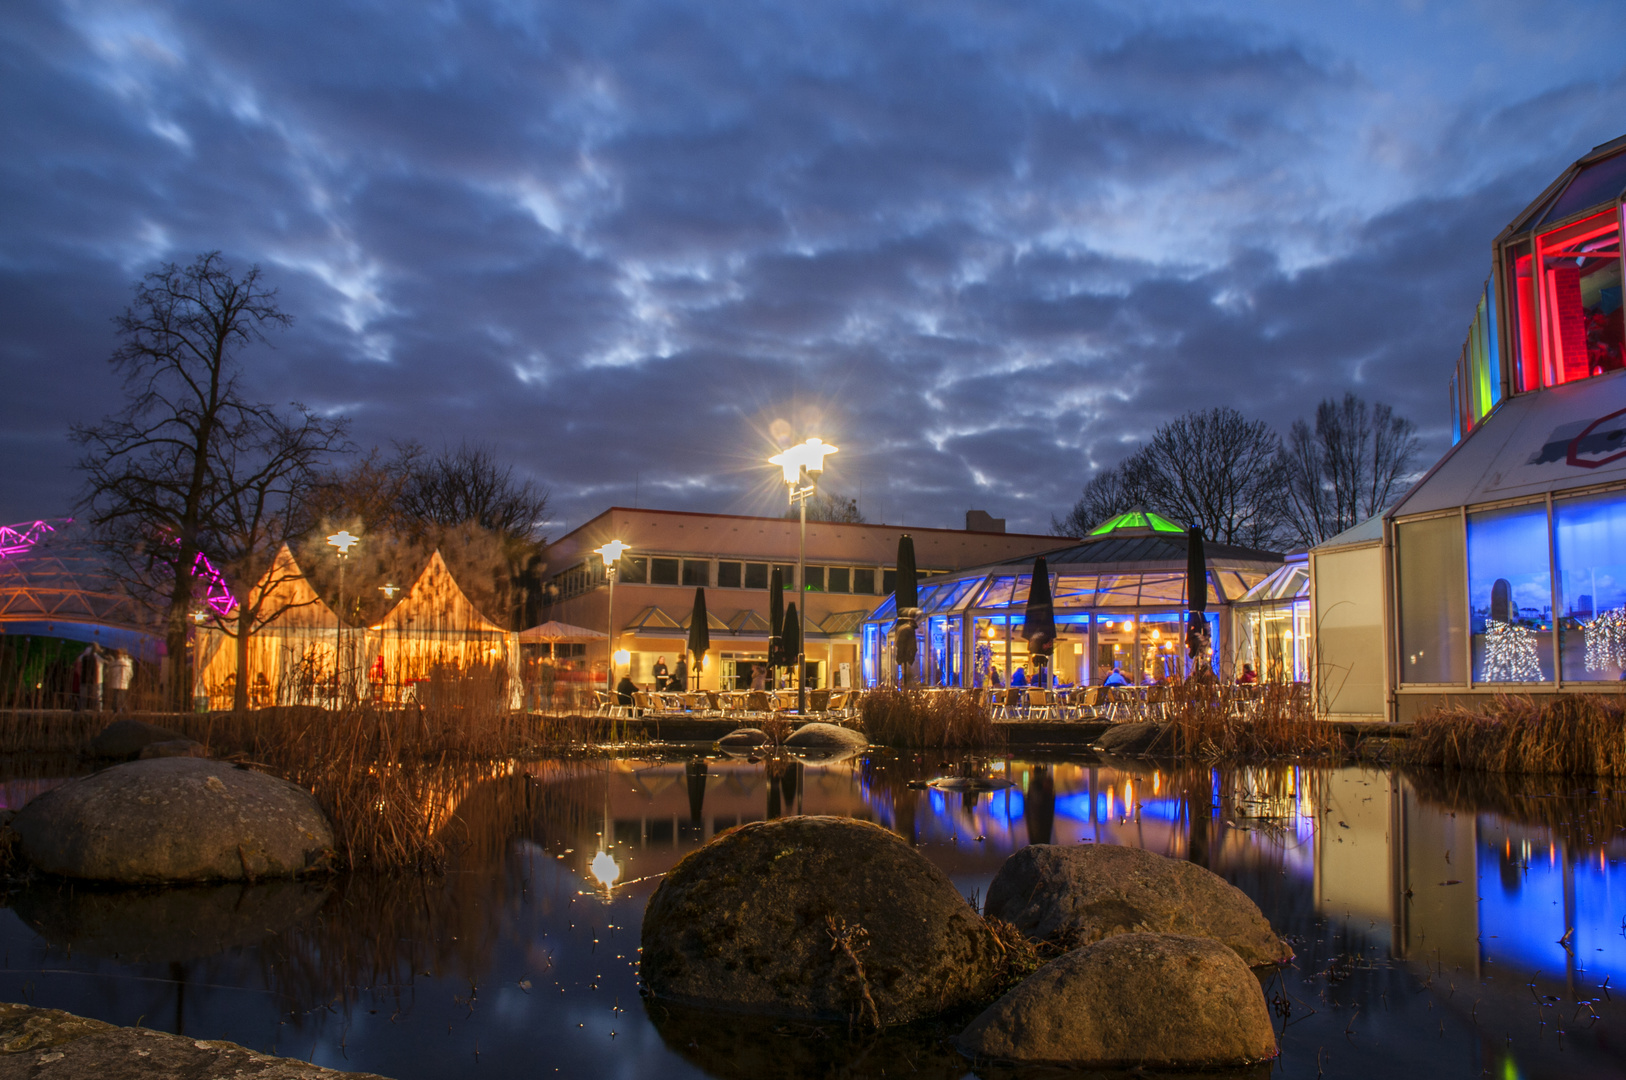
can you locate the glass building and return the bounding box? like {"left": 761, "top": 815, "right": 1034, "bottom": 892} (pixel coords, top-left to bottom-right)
{"left": 1325, "top": 134, "right": 1626, "bottom": 721}
{"left": 1231, "top": 555, "right": 1311, "bottom": 683}
{"left": 859, "top": 511, "right": 1281, "bottom": 688}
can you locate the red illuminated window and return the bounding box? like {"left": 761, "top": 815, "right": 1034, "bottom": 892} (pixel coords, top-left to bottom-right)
{"left": 1530, "top": 210, "right": 1624, "bottom": 386}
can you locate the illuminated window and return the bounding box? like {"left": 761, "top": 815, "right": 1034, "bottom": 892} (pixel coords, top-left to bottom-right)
{"left": 1509, "top": 209, "right": 1624, "bottom": 390}
{"left": 1397, "top": 517, "right": 1467, "bottom": 685}
{"left": 1555, "top": 490, "right": 1626, "bottom": 681}
{"left": 1467, "top": 504, "right": 1552, "bottom": 683}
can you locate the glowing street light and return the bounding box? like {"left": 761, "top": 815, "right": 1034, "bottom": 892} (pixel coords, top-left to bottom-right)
{"left": 769, "top": 438, "right": 838, "bottom": 715}
{"left": 325, "top": 530, "right": 360, "bottom": 709}
{"left": 590, "top": 849, "right": 621, "bottom": 892}
{"left": 593, "top": 540, "right": 630, "bottom": 709}
{"left": 326, "top": 530, "right": 360, "bottom": 556}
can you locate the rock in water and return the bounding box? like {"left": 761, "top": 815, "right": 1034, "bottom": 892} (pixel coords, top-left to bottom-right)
{"left": 783, "top": 722, "right": 867, "bottom": 749}
{"left": 718, "top": 728, "right": 770, "bottom": 747}
{"left": 1090, "top": 722, "right": 1169, "bottom": 754}
{"left": 88, "top": 719, "right": 199, "bottom": 760}
{"left": 956, "top": 932, "right": 1277, "bottom": 1068}
{"left": 983, "top": 844, "right": 1291, "bottom": 966}
{"left": 641, "top": 815, "right": 1003, "bottom": 1024}
{"left": 12, "top": 758, "right": 334, "bottom": 884}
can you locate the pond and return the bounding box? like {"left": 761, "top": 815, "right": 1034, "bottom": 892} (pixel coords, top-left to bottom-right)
{"left": 0, "top": 750, "right": 1622, "bottom": 1079}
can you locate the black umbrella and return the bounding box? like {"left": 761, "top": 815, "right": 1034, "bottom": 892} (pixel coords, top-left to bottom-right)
{"left": 1186, "top": 527, "right": 1211, "bottom": 667}
{"left": 782, "top": 601, "right": 801, "bottom": 684}
{"left": 1022, "top": 555, "right": 1056, "bottom": 687}
{"left": 894, "top": 534, "right": 919, "bottom": 683}
{"left": 687, "top": 587, "right": 711, "bottom": 691}
{"left": 768, "top": 565, "right": 785, "bottom": 671}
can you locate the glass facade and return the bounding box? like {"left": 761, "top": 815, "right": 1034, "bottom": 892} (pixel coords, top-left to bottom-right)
{"left": 1397, "top": 517, "right": 1468, "bottom": 685}
{"left": 1450, "top": 276, "right": 1502, "bottom": 443}
{"left": 1466, "top": 504, "right": 1552, "bottom": 683}
{"left": 1506, "top": 208, "right": 1624, "bottom": 391}
{"left": 1555, "top": 490, "right": 1626, "bottom": 681}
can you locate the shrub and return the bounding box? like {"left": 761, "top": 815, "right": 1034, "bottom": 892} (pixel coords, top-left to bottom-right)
{"left": 858, "top": 689, "right": 1000, "bottom": 750}
{"left": 1400, "top": 693, "right": 1626, "bottom": 777}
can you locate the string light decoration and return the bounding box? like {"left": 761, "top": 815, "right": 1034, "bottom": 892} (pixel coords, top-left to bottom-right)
{"left": 0, "top": 519, "right": 58, "bottom": 558}
{"left": 1583, "top": 608, "right": 1626, "bottom": 673}
{"left": 1481, "top": 619, "right": 1544, "bottom": 682}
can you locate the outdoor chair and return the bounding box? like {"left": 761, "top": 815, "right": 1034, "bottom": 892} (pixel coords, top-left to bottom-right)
{"left": 658, "top": 692, "right": 688, "bottom": 714}
{"left": 745, "top": 690, "right": 773, "bottom": 718}
{"left": 632, "top": 691, "right": 654, "bottom": 717}
{"left": 810, "top": 688, "right": 831, "bottom": 713}
{"left": 685, "top": 692, "right": 718, "bottom": 717}
{"left": 1025, "top": 688, "right": 1058, "bottom": 720}
{"left": 825, "top": 689, "right": 850, "bottom": 717}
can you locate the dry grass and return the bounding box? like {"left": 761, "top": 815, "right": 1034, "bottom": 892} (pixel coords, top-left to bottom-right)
{"left": 1164, "top": 678, "right": 1342, "bottom": 760}
{"left": 1400, "top": 693, "right": 1626, "bottom": 777}
{"left": 858, "top": 689, "right": 1002, "bottom": 750}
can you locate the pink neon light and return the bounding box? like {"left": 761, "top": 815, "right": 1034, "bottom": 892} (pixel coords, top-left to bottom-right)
{"left": 192, "top": 550, "right": 237, "bottom": 616}
{"left": 0, "top": 519, "right": 59, "bottom": 558}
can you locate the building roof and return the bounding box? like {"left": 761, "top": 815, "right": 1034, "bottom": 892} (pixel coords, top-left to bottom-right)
{"left": 0, "top": 518, "right": 163, "bottom": 656}
{"left": 1389, "top": 366, "right": 1626, "bottom": 517}
{"left": 1313, "top": 514, "right": 1384, "bottom": 551}
{"left": 993, "top": 531, "right": 1282, "bottom": 572}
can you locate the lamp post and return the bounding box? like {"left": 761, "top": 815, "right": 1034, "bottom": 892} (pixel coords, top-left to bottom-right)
{"left": 769, "top": 438, "right": 838, "bottom": 713}
{"left": 593, "top": 540, "right": 630, "bottom": 706}
{"left": 326, "top": 530, "right": 359, "bottom": 708}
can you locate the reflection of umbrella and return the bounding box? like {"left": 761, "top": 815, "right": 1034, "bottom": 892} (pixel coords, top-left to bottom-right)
{"left": 782, "top": 602, "right": 801, "bottom": 679}
{"left": 1022, "top": 555, "right": 1056, "bottom": 685}
{"left": 768, "top": 566, "right": 785, "bottom": 671}
{"left": 685, "top": 758, "right": 708, "bottom": 826}
{"left": 1186, "top": 527, "right": 1211, "bottom": 665}
{"left": 894, "top": 534, "right": 919, "bottom": 682}
{"left": 686, "top": 588, "right": 711, "bottom": 690}
{"left": 517, "top": 621, "right": 608, "bottom": 643}
{"left": 1024, "top": 764, "right": 1055, "bottom": 844}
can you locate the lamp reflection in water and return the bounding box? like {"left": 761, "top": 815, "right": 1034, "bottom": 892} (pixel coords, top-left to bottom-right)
{"left": 590, "top": 849, "right": 621, "bottom": 892}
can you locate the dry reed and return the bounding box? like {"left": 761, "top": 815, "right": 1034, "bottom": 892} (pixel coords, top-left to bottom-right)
{"left": 1164, "top": 678, "right": 1342, "bottom": 760}
{"left": 1400, "top": 693, "right": 1626, "bottom": 777}
{"left": 858, "top": 689, "right": 1001, "bottom": 750}
{"left": 1402, "top": 765, "right": 1626, "bottom": 852}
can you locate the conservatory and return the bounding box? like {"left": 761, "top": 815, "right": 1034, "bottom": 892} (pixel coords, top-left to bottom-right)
{"left": 1346, "top": 133, "right": 1626, "bottom": 721}
{"left": 1230, "top": 555, "right": 1310, "bottom": 683}
{"left": 859, "top": 512, "right": 1281, "bottom": 688}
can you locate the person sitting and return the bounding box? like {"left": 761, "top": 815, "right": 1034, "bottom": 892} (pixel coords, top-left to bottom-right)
{"left": 1102, "top": 664, "right": 1129, "bottom": 687}
{"left": 616, "top": 673, "right": 637, "bottom": 707}
{"left": 1238, "top": 663, "right": 1258, "bottom": 685}
{"left": 669, "top": 657, "right": 688, "bottom": 692}
{"left": 1009, "top": 666, "right": 1028, "bottom": 688}
{"left": 988, "top": 666, "right": 1004, "bottom": 688}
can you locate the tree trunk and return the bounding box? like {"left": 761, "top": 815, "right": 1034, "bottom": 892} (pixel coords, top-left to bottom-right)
{"left": 232, "top": 603, "right": 252, "bottom": 713}
{"left": 165, "top": 549, "right": 197, "bottom": 711}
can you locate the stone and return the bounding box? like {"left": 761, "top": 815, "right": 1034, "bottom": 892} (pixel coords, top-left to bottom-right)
{"left": 783, "top": 722, "right": 867, "bottom": 750}
{"left": 0, "top": 1002, "right": 388, "bottom": 1078}
{"left": 983, "top": 843, "right": 1291, "bottom": 966}
{"left": 87, "top": 719, "right": 194, "bottom": 760}
{"left": 137, "top": 739, "right": 208, "bottom": 760}
{"left": 12, "top": 879, "right": 330, "bottom": 963}
{"left": 12, "top": 758, "right": 335, "bottom": 884}
{"left": 717, "top": 727, "right": 770, "bottom": 747}
{"left": 1090, "top": 722, "right": 1170, "bottom": 755}
{"left": 641, "top": 815, "right": 1004, "bottom": 1025}
{"left": 956, "top": 932, "right": 1278, "bottom": 1068}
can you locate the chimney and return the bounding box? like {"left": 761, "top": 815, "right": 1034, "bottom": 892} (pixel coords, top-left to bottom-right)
{"left": 965, "top": 509, "right": 1006, "bottom": 534}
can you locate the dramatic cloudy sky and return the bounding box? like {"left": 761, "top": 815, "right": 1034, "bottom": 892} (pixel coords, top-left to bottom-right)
{"left": 4, "top": 0, "right": 1626, "bottom": 537}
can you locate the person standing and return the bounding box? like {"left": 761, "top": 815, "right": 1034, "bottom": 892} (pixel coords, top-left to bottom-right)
{"left": 653, "top": 655, "right": 670, "bottom": 692}
{"left": 750, "top": 662, "right": 766, "bottom": 692}
{"left": 669, "top": 656, "right": 688, "bottom": 693}
{"left": 108, "top": 649, "right": 134, "bottom": 712}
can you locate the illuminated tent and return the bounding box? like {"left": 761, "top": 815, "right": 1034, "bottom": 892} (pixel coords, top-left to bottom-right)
{"left": 366, "top": 550, "right": 518, "bottom": 689}
{"left": 194, "top": 543, "right": 340, "bottom": 708}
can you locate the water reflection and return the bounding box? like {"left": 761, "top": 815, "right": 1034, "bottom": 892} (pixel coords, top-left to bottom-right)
{"left": 0, "top": 752, "right": 1620, "bottom": 1080}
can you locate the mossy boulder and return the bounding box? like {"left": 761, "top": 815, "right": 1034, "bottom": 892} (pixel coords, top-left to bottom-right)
{"left": 784, "top": 723, "right": 867, "bottom": 749}
{"left": 641, "top": 815, "right": 1003, "bottom": 1024}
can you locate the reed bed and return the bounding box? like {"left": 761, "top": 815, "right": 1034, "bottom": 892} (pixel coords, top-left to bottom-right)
{"left": 1400, "top": 693, "right": 1626, "bottom": 777}
{"left": 858, "top": 689, "right": 1002, "bottom": 750}
{"left": 1164, "top": 679, "right": 1342, "bottom": 760}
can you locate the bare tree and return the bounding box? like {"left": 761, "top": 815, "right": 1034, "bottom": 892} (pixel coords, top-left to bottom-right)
{"left": 1118, "top": 408, "right": 1286, "bottom": 548}
{"left": 1279, "top": 393, "right": 1420, "bottom": 549}
{"left": 400, "top": 441, "right": 550, "bottom": 543}
{"left": 1052, "top": 464, "right": 1147, "bottom": 537}
{"left": 783, "top": 490, "right": 866, "bottom": 524}
{"left": 73, "top": 252, "right": 342, "bottom": 707}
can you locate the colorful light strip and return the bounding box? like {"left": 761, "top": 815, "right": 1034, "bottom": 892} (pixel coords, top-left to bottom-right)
{"left": 185, "top": 547, "right": 237, "bottom": 616}
{"left": 0, "top": 519, "right": 60, "bottom": 558}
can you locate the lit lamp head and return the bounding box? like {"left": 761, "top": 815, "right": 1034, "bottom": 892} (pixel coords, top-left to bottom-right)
{"left": 593, "top": 539, "right": 630, "bottom": 568}
{"left": 613, "top": 648, "right": 631, "bottom": 668}
{"left": 326, "top": 530, "right": 360, "bottom": 557}
{"left": 769, "top": 437, "right": 838, "bottom": 485}
{"left": 379, "top": 583, "right": 400, "bottom": 600}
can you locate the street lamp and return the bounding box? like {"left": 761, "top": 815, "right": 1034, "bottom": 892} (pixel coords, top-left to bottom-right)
{"left": 593, "top": 540, "right": 630, "bottom": 707}
{"left": 768, "top": 438, "right": 838, "bottom": 714}
{"left": 327, "top": 530, "right": 360, "bottom": 708}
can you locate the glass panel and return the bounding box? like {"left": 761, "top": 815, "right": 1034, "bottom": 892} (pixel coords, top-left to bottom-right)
{"left": 928, "top": 578, "right": 978, "bottom": 613}
{"left": 804, "top": 566, "right": 825, "bottom": 592}
{"left": 852, "top": 568, "right": 875, "bottom": 594}
{"left": 1506, "top": 241, "right": 1542, "bottom": 392}
{"left": 1093, "top": 574, "right": 1141, "bottom": 607}
{"left": 1397, "top": 517, "right": 1468, "bottom": 684}
{"left": 1535, "top": 210, "right": 1623, "bottom": 385}
{"left": 776, "top": 564, "right": 796, "bottom": 588}
{"left": 1137, "top": 574, "right": 1186, "bottom": 604}
{"left": 1539, "top": 150, "right": 1626, "bottom": 227}
{"left": 1053, "top": 575, "right": 1101, "bottom": 607}
{"left": 827, "top": 567, "right": 850, "bottom": 593}
{"left": 882, "top": 568, "right": 896, "bottom": 596}
{"left": 717, "top": 561, "right": 742, "bottom": 589}
{"left": 1555, "top": 490, "right": 1626, "bottom": 681}
{"left": 971, "top": 615, "right": 1017, "bottom": 687}
{"left": 619, "top": 556, "right": 648, "bottom": 584}
{"left": 743, "top": 562, "right": 768, "bottom": 590}
{"left": 1467, "top": 504, "right": 1552, "bottom": 683}
{"left": 682, "top": 560, "right": 710, "bottom": 587}
{"left": 976, "top": 575, "right": 1019, "bottom": 608}
{"left": 868, "top": 594, "right": 897, "bottom": 621}
{"left": 1095, "top": 613, "right": 1135, "bottom": 684}
{"left": 650, "top": 558, "right": 680, "bottom": 586}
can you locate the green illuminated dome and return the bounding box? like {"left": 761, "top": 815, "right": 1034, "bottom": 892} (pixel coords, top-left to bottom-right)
{"left": 1088, "top": 508, "right": 1187, "bottom": 536}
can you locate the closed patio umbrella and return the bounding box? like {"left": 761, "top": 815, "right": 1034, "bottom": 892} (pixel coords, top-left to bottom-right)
{"left": 686, "top": 587, "right": 711, "bottom": 691}
{"left": 1186, "top": 527, "right": 1211, "bottom": 670}
{"left": 781, "top": 601, "right": 801, "bottom": 689}
{"left": 768, "top": 565, "right": 785, "bottom": 682}
{"left": 1022, "top": 555, "right": 1056, "bottom": 688}
{"left": 894, "top": 534, "right": 919, "bottom": 685}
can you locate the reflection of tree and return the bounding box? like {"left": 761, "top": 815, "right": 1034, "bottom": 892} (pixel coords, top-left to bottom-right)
{"left": 1404, "top": 767, "right": 1626, "bottom": 853}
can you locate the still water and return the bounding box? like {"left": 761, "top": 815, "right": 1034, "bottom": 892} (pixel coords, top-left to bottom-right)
{"left": 0, "top": 751, "right": 1622, "bottom": 1079}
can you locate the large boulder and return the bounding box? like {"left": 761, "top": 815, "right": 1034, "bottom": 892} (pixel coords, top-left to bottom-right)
{"left": 641, "top": 815, "right": 1004, "bottom": 1025}
{"left": 784, "top": 722, "right": 867, "bottom": 749}
{"left": 88, "top": 719, "right": 200, "bottom": 760}
{"left": 956, "top": 932, "right": 1277, "bottom": 1068}
{"left": 1090, "top": 722, "right": 1170, "bottom": 755}
{"left": 718, "top": 727, "right": 770, "bottom": 747}
{"left": 12, "top": 758, "right": 334, "bottom": 884}
{"left": 984, "top": 843, "right": 1291, "bottom": 966}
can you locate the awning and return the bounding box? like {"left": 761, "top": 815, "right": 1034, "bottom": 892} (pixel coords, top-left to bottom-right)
{"left": 516, "top": 620, "right": 608, "bottom": 643}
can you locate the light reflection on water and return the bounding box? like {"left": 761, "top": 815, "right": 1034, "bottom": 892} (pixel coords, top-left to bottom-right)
{"left": 0, "top": 751, "right": 1621, "bottom": 1080}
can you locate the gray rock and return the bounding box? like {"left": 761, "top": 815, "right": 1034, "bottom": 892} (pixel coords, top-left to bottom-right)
{"left": 12, "top": 758, "right": 335, "bottom": 884}
{"left": 0, "top": 1002, "right": 388, "bottom": 1077}
{"left": 956, "top": 932, "right": 1277, "bottom": 1068}
{"left": 137, "top": 738, "right": 208, "bottom": 760}
{"left": 12, "top": 879, "right": 330, "bottom": 963}
{"left": 1090, "top": 722, "right": 1170, "bottom": 754}
{"left": 984, "top": 843, "right": 1292, "bottom": 966}
{"left": 718, "top": 727, "right": 770, "bottom": 747}
{"left": 641, "top": 815, "right": 1004, "bottom": 1025}
{"left": 88, "top": 719, "right": 191, "bottom": 760}
{"left": 784, "top": 722, "right": 867, "bottom": 749}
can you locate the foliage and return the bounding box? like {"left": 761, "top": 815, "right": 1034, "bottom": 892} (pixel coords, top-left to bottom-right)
{"left": 784, "top": 490, "right": 866, "bottom": 524}
{"left": 858, "top": 689, "right": 1001, "bottom": 749}
{"left": 1399, "top": 693, "right": 1626, "bottom": 777}
{"left": 1163, "top": 678, "right": 1342, "bottom": 759}
{"left": 1278, "top": 393, "right": 1419, "bottom": 548}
